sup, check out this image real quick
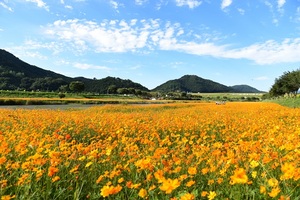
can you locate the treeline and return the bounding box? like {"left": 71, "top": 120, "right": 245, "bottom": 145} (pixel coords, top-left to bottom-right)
{"left": 264, "top": 69, "right": 300, "bottom": 98}
{"left": 0, "top": 67, "right": 68, "bottom": 91}
{"left": 0, "top": 65, "right": 149, "bottom": 94}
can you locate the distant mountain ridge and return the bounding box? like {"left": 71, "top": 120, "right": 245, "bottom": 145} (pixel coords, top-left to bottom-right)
{"left": 153, "top": 75, "right": 263, "bottom": 93}
{"left": 0, "top": 49, "right": 263, "bottom": 93}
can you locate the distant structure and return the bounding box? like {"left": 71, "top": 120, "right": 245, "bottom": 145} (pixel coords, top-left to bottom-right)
{"left": 215, "top": 101, "right": 226, "bottom": 105}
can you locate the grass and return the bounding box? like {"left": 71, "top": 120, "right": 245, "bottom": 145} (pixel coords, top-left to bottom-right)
{"left": 265, "top": 96, "right": 300, "bottom": 108}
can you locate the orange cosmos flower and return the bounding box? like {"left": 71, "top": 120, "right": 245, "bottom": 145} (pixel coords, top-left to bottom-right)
{"left": 180, "top": 193, "right": 195, "bottom": 200}
{"left": 187, "top": 167, "right": 197, "bottom": 175}
{"left": 48, "top": 166, "right": 59, "bottom": 177}
{"left": 154, "top": 169, "right": 165, "bottom": 183}
{"left": 100, "top": 184, "right": 122, "bottom": 197}
{"left": 52, "top": 176, "right": 60, "bottom": 182}
{"left": 159, "top": 178, "right": 180, "bottom": 194}
{"left": 1, "top": 195, "right": 16, "bottom": 200}
{"left": 230, "top": 168, "right": 248, "bottom": 185}
{"left": 186, "top": 180, "right": 195, "bottom": 187}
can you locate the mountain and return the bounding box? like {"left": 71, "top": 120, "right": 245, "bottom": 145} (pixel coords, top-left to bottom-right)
{"left": 230, "top": 85, "right": 262, "bottom": 93}
{"left": 1, "top": 49, "right": 262, "bottom": 93}
{"left": 152, "top": 75, "right": 233, "bottom": 93}
{"left": 0, "top": 49, "right": 148, "bottom": 92}
{"left": 153, "top": 75, "right": 263, "bottom": 93}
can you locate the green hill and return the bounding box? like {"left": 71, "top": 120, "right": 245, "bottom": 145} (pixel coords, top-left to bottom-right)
{"left": 0, "top": 49, "right": 148, "bottom": 92}
{"left": 152, "top": 75, "right": 233, "bottom": 93}
{"left": 230, "top": 85, "right": 263, "bottom": 93}
{"left": 1, "top": 49, "right": 262, "bottom": 94}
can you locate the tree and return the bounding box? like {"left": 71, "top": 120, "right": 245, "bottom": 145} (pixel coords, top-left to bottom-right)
{"left": 117, "top": 88, "right": 129, "bottom": 95}
{"left": 269, "top": 69, "right": 300, "bottom": 97}
{"left": 69, "top": 81, "right": 85, "bottom": 93}
{"left": 107, "top": 85, "right": 117, "bottom": 94}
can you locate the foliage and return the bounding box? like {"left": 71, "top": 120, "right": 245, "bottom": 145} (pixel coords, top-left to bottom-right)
{"left": 69, "top": 81, "right": 85, "bottom": 93}
{"left": 269, "top": 69, "right": 300, "bottom": 97}
{"left": 153, "top": 75, "right": 233, "bottom": 93}
{"left": 0, "top": 50, "right": 148, "bottom": 93}
{"left": 0, "top": 103, "right": 299, "bottom": 199}
{"left": 230, "top": 85, "right": 262, "bottom": 93}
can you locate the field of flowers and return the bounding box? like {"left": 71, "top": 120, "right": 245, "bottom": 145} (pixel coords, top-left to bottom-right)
{"left": 0, "top": 102, "right": 299, "bottom": 199}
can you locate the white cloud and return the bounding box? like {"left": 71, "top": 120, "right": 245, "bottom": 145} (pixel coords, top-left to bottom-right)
{"left": 0, "top": 2, "right": 13, "bottom": 12}
{"left": 42, "top": 19, "right": 300, "bottom": 65}
{"left": 73, "top": 62, "right": 111, "bottom": 71}
{"left": 65, "top": 5, "right": 73, "bottom": 9}
{"left": 237, "top": 8, "right": 245, "bottom": 15}
{"left": 110, "top": 0, "right": 121, "bottom": 12}
{"left": 223, "top": 38, "right": 300, "bottom": 64}
{"left": 44, "top": 19, "right": 162, "bottom": 53}
{"left": 135, "top": 0, "right": 148, "bottom": 6}
{"left": 221, "top": 0, "right": 232, "bottom": 10}
{"left": 25, "top": 0, "right": 49, "bottom": 11}
{"left": 175, "top": 0, "right": 202, "bottom": 9}
{"left": 277, "top": 0, "right": 286, "bottom": 8}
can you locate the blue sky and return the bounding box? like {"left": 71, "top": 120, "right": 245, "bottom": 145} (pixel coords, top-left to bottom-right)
{"left": 1, "top": 0, "right": 300, "bottom": 91}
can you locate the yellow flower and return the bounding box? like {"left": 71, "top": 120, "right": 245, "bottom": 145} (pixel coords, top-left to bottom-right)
{"left": 180, "top": 193, "right": 195, "bottom": 200}
{"left": 260, "top": 186, "right": 266, "bottom": 194}
{"left": 280, "top": 162, "right": 295, "bottom": 180}
{"left": 118, "top": 177, "right": 124, "bottom": 183}
{"left": 52, "top": 176, "right": 60, "bottom": 182}
{"left": 268, "top": 187, "right": 280, "bottom": 198}
{"left": 85, "top": 161, "right": 93, "bottom": 168}
{"left": 251, "top": 171, "right": 257, "bottom": 178}
{"left": 78, "top": 156, "right": 86, "bottom": 161}
{"left": 250, "top": 160, "right": 259, "bottom": 168}
{"left": 268, "top": 178, "right": 279, "bottom": 187}
{"left": 138, "top": 188, "right": 147, "bottom": 198}
{"left": 230, "top": 168, "right": 248, "bottom": 185}
{"left": 208, "top": 191, "right": 217, "bottom": 200}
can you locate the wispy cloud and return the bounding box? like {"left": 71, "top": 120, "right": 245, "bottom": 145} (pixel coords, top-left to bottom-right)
{"left": 175, "top": 0, "right": 202, "bottom": 9}
{"left": 277, "top": 0, "right": 286, "bottom": 9}
{"left": 0, "top": 2, "right": 13, "bottom": 12}
{"left": 110, "top": 0, "right": 122, "bottom": 13}
{"left": 135, "top": 0, "right": 148, "bottom": 6}
{"left": 44, "top": 19, "right": 161, "bottom": 53}
{"left": 237, "top": 8, "right": 245, "bottom": 15}
{"left": 221, "top": 0, "right": 232, "bottom": 10}
{"left": 254, "top": 76, "right": 269, "bottom": 81}
{"left": 25, "top": 0, "right": 49, "bottom": 11}
{"left": 224, "top": 38, "right": 300, "bottom": 64}
{"left": 73, "top": 62, "right": 111, "bottom": 71}
{"left": 42, "top": 19, "right": 300, "bottom": 65}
